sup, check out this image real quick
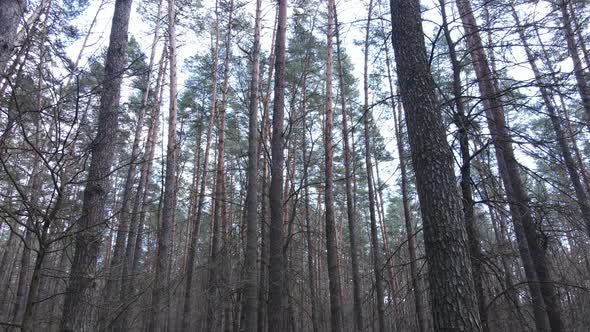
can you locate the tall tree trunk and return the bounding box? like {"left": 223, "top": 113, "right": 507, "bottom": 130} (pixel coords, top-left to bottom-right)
{"left": 301, "top": 82, "right": 319, "bottom": 332}
{"left": 181, "top": 1, "right": 221, "bottom": 327}
{"left": 12, "top": 67, "right": 44, "bottom": 324}
{"left": 120, "top": 46, "right": 167, "bottom": 330}
{"left": 438, "top": 1, "right": 489, "bottom": 330}
{"left": 383, "top": 35, "right": 425, "bottom": 330}
{"left": 453, "top": 0, "right": 563, "bottom": 329}
{"left": 268, "top": 0, "right": 287, "bottom": 329}
{"left": 333, "top": 5, "right": 363, "bottom": 331}
{"left": 60, "top": 0, "right": 133, "bottom": 329}
{"left": 148, "top": 0, "right": 178, "bottom": 328}
{"left": 241, "top": 0, "right": 261, "bottom": 329}
{"left": 362, "top": 1, "right": 385, "bottom": 330}
{"left": 101, "top": 0, "right": 164, "bottom": 326}
{"left": 257, "top": 13, "right": 277, "bottom": 332}
{"left": 207, "top": 1, "right": 234, "bottom": 328}
{"left": 323, "top": 0, "right": 344, "bottom": 330}
{"left": 389, "top": 0, "right": 482, "bottom": 329}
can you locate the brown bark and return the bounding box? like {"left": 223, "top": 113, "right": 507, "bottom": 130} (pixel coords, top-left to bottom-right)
{"left": 60, "top": 0, "right": 134, "bottom": 329}
{"left": 389, "top": 0, "right": 482, "bottom": 329}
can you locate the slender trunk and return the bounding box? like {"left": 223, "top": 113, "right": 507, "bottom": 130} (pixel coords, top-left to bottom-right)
{"left": 148, "top": 0, "right": 178, "bottom": 327}
{"left": 181, "top": 2, "right": 221, "bottom": 327}
{"left": 438, "top": 2, "right": 489, "bottom": 329}
{"left": 241, "top": 0, "right": 261, "bottom": 329}
{"left": 323, "top": 0, "right": 344, "bottom": 330}
{"left": 390, "top": 0, "right": 482, "bottom": 329}
{"left": 511, "top": 4, "right": 590, "bottom": 240}
{"left": 60, "top": 0, "right": 133, "bottom": 329}
{"left": 301, "top": 84, "right": 319, "bottom": 332}
{"left": 333, "top": 5, "right": 363, "bottom": 331}
{"left": 557, "top": 0, "right": 590, "bottom": 122}
{"left": 567, "top": 0, "right": 590, "bottom": 77}
{"left": 268, "top": 0, "right": 287, "bottom": 329}
{"left": 120, "top": 46, "right": 167, "bottom": 330}
{"left": 453, "top": 0, "right": 563, "bottom": 329}
{"left": 208, "top": 1, "right": 234, "bottom": 328}
{"left": 12, "top": 65, "right": 44, "bottom": 324}
{"left": 101, "top": 0, "right": 164, "bottom": 324}
{"left": 257, "top": 17, "right": 277, "bottom": 332}
{"left": 362, "top": 1, "right": 385, "bottom": 330}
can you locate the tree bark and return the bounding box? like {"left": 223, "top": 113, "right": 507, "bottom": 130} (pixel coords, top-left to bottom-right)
{"left": 323, "top": 0, "right": 344, "bottom": 330}
{"left": 207, "top": 1, "right": 234, "bottom": 328}
{"left": 100, "top": 0, "right": 164, "bottom": 326}
{"left": 120, "top": 45, "right": 167, "bottom": 330}
{"left": 389, "top": 0, "right": 483, "bottom": 329}
{"left": 241, "top": 0, "right": 261, "bottom": 329}
{"left": 268, "top": 0, "right": 287, "bottom": 329}
{"left": 438, "top": 2, "right": 489, "bottom": 330}
{"left": 60, "top": 0, "right": 133, "bottom": 329}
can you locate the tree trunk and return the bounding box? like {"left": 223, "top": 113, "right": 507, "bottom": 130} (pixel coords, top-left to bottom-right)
{"left": 557, "top": 0, "right": 590, "bottom": 123}
{"left": 119, "top": 45, "right": 167, "bottom": 330}
{"left": 181, "top": 1, "right": 221, "bottom": 327}
{"left": 100, "top": 0, "right": 164, "bottom": 326}
{"left": 438, "top": 2, "right": 489, "bottom": 330}
{"left": 60, "top": 0, "right": 133, "bottom": 329}
{"left": 148, "top": 0, "right": 178, "bottom": 327}
{"left": 241, "top": 0, "right": 261, "bottom": 329}
{"left": 511, "top": 3, "right": 590, "bottom": 241}
{"left": 362, "top": 1, "right": 385, "bottom": 330}
{"left": 207, "top": 1, "right": 234, "bottom": 328}
{"left": 333, "top": 5, "right": 363, "bottom": 331}
{"left": 453, "top": 0, "right": 563, "bottom": 329}
{"left": 323, "top": 0, "right": 344, "bottom": 330}
{"left": 389, "top": 0, "right": 482, "bottom": 329}
{"left": 268, "top": 0, "right": 287, "bottom": 329}
{"left": 383, "top": 38, "right": 426, "bottom": 331}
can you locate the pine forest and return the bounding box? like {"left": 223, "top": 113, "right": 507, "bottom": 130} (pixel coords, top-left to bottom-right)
{"left": 0, "top": 0, "right": 590, "bottom": 330}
